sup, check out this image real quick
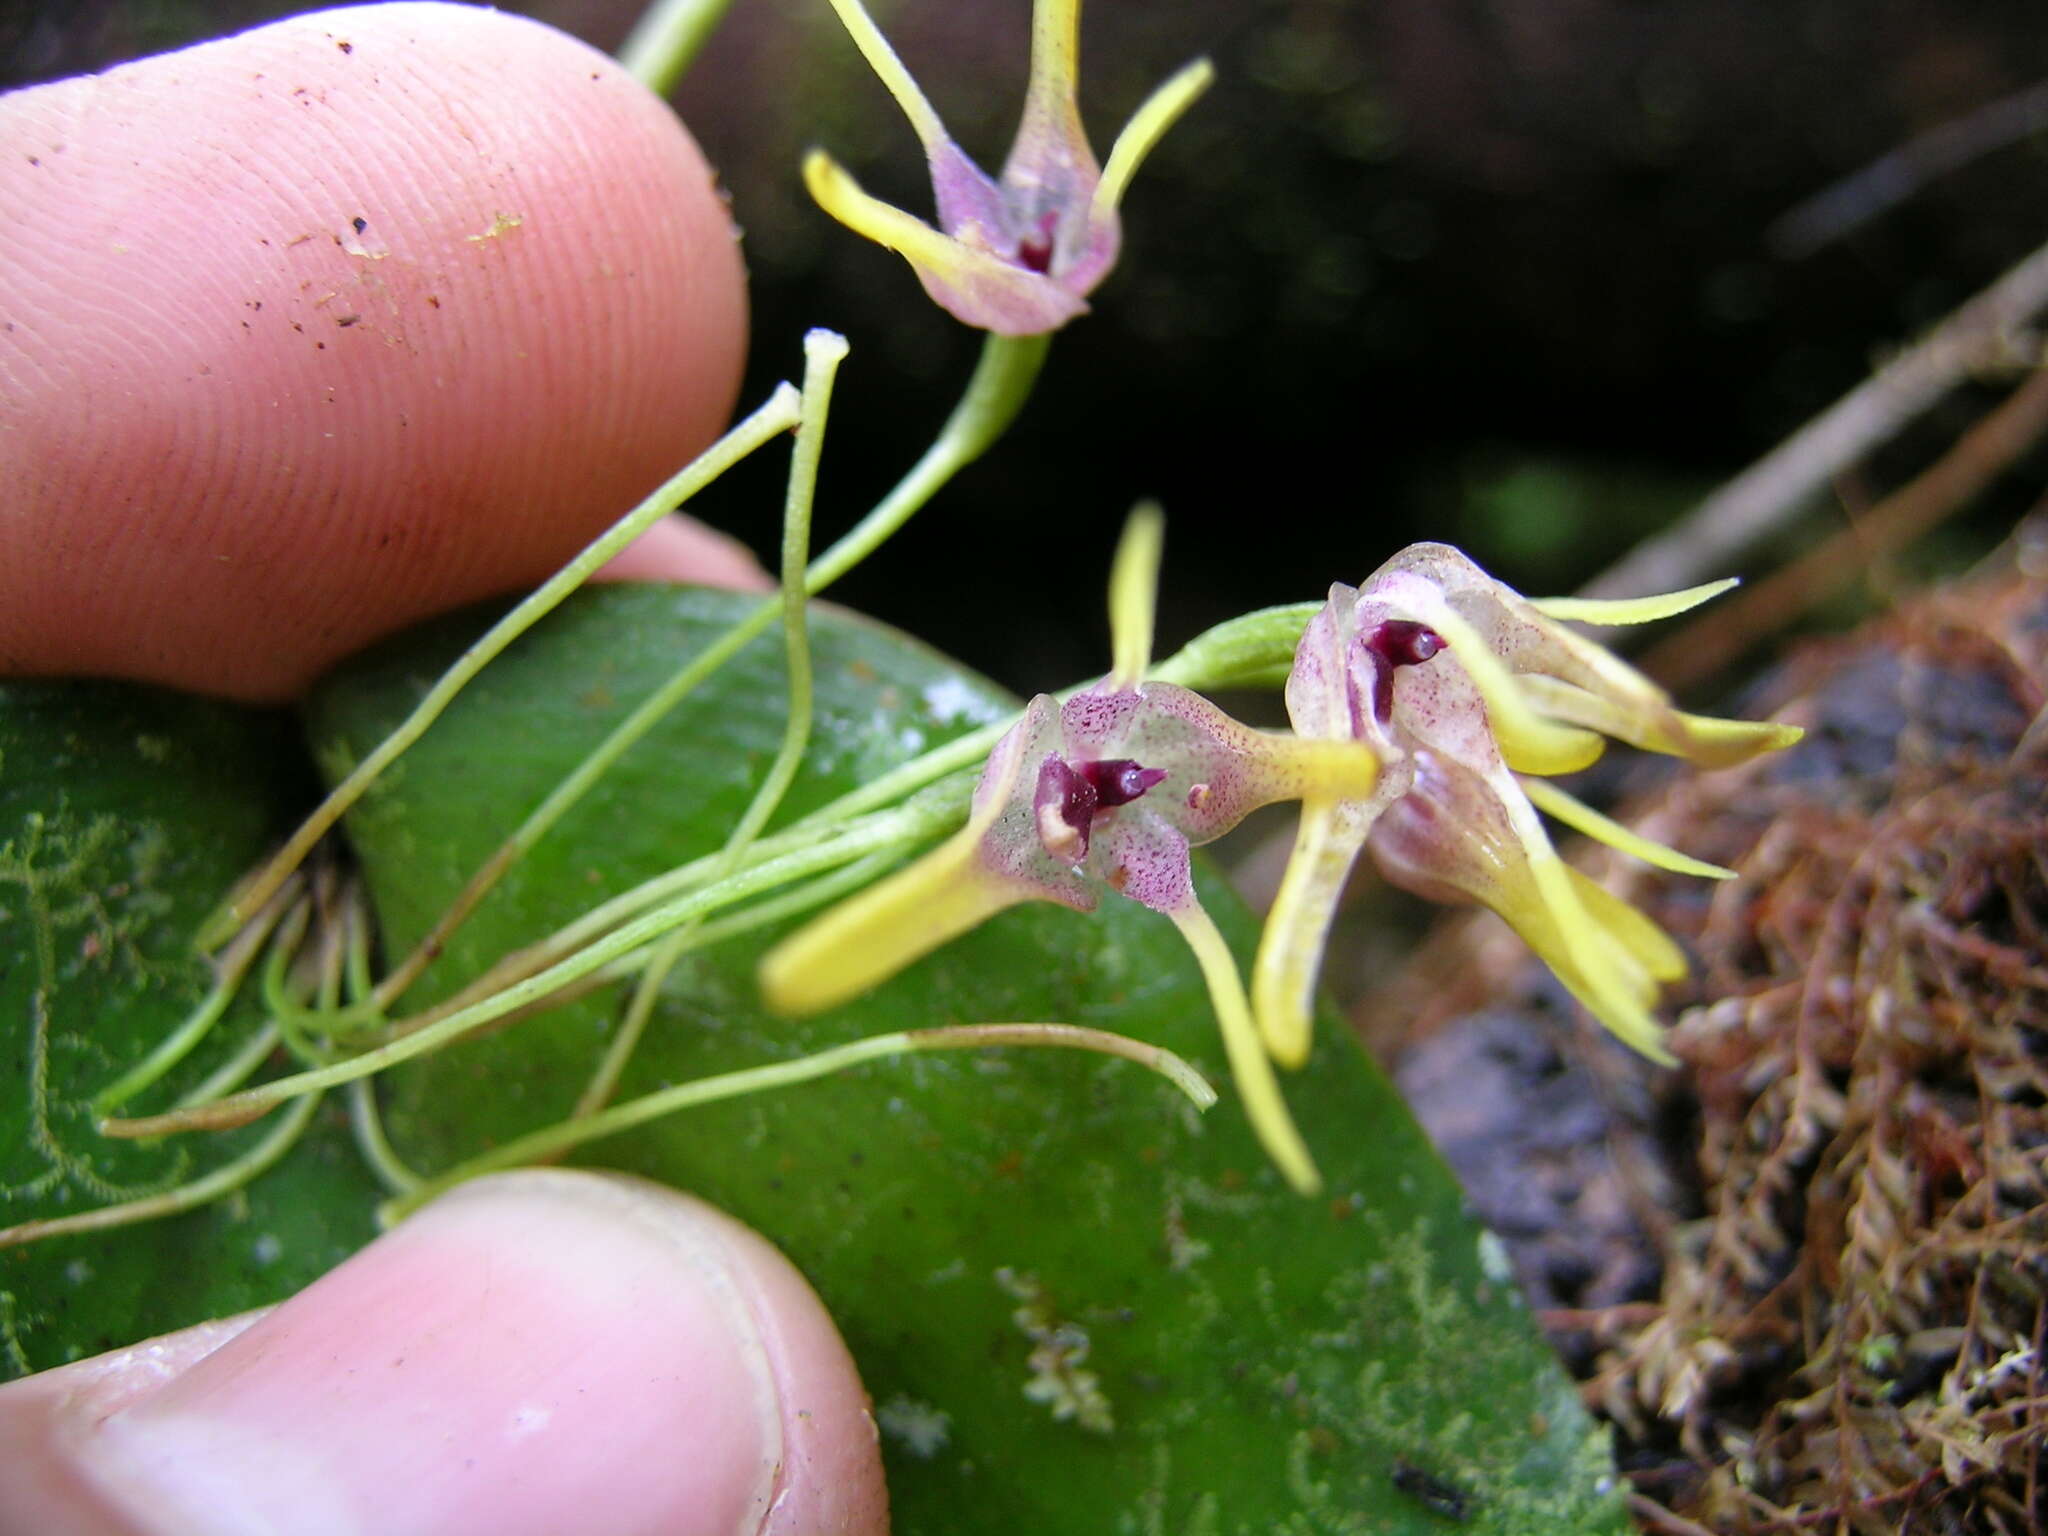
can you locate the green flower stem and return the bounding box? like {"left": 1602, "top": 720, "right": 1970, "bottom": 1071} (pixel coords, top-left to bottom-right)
{"left": 343, "top": 885, "right": 376, "bottom": 1006}
{"left": 724, "top": 330, "right": 848, "bottom": 872}
{"left": 0, "top": 1090, "right": 323, "bottom": 1250}
{"left": 368, "top": 599, "right": 784, "bottom": 1013}
{"left": 103, "top": 797, "right": 966, "bottom": 1139}
{"left": 376, "top": 1022, "right": 1212, "bottom": 1227}
{"left": 1150, "top": 601, "right": 1320, "bottom": 689}
{"left": 410, "top": 587, "right": 1309, "bottom": 1040}
{"left": 371, "top": 333, "right": 1050, "bottom": 1015}
{"left": 175, "top": 1022, "right": 281, "bottom": 1109}
{"left": 376, "top": 800, "right": 953, "bottom": 1051}
{"left": 657, "top": 848, "right": 903, "bottom": 953}
{"left": 198, "top": 385, "right": 803, "bottom": 954}
{"left": 267, "top": 878, "right": 368, "bottom": 1064}
{"left": 420, "top": 592, "right": 1313, "bottom": 1032}
{"left": 578, "top": 331, "right": 850, "bottom": 1116}
{"left": 263, "top": 896, "right": 328, "bottom": 1063}
{"left": 429, "top": 805, "right": 934, "bottom": 1035}
{"left": 798, "top": 723, "right": 1008, "bottom": 824}
{"left": 575, "top": 938, "right": 688, "bottom": 1120}
{"left": 92, "top": 878, "right": 302, "bottom": 1115}
{"left": 805, "top": 332, "right": 1050, "bottom": 590}
{"left": 567, "top": 849, "right": 902, "bottom": 1024}
{"left": 348, "top": 1078, "right": 421, "bottom": 1197}
{"left": 617, "top": 0, "right": 738, "bottom": 95}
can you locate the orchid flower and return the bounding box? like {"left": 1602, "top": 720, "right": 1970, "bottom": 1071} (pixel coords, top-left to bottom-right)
{"left": 1253, "top": 543, "right": 1803, "bottom": 1072}
{"left": 803, "top": 0, "right": 1212, "bottom": 334}
{"left": 761, "top": 509, "right": 1378, "bottom": 1193}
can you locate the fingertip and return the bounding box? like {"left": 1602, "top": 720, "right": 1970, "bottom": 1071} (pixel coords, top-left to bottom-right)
{"left": 1, "top": 1170, "right": 887, "bottom": 1536}
{"left": 598, "top": 1179, "right": 892, "bottom": 1536}
{"left": 0, "top": 3, "right": 749, "bottom": 699}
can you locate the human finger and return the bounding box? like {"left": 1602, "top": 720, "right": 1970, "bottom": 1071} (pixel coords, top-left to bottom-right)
{"left": 0, "top": 1170, "right": 889, "bottom": 1535}
{"left": 0, "top": 2, "right": 749, "bottom": 700}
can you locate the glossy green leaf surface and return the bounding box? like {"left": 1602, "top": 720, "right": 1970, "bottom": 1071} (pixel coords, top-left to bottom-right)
{"left": 312, "top": 586, "right": 1624, "bottom": 1534}
{"left": 0, "top": 684, "right": 382, "bottom": 1368}
{"left": 1, "top": 589, "right": 1624, "bottom": 1532}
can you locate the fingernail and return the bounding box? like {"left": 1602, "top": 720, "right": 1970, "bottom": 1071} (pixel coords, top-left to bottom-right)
{"left": 64, "top": 1172, "right": 786, "bottom": 1536}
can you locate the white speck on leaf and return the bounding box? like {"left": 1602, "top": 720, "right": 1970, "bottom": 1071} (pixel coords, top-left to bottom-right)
{"left": 877, "top": 1395, "right": 951, "bottom": 1458}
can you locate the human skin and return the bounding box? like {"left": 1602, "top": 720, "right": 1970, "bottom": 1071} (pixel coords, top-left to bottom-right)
{"left": 0, "top": 7, "right": 890, "bottom": 1532}
{"left": 0, "top": 1173, "right": 891, "bottom": 1535}
{"left": 0, "top": 1, "right": 758, "bottom": 698}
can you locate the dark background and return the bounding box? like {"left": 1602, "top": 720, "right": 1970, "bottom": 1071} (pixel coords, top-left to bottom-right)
{"left": 13, "top": 0, "right": 2048, "bottom": 696}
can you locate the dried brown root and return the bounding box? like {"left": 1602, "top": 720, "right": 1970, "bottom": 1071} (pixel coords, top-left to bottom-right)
{"left": 1372, "top": 553, "right": 2048, "bottom": 1533}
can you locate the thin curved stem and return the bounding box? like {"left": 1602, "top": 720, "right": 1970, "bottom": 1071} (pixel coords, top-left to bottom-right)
{"left": 0, "top": 1090, "right": 322, "bottom": 1249}
{"left": 379, "top": 1022, "right": 1211, "bottom": 1226}
{"left": 93, "top": 878, "right": 301, "bottom": 1114}
{"left": 104, "top": 799, "right": 964, "bottom": 1139}
{"left": 617, "top": 0, "right": 738, "bottom": 95}
{"left": 348, "top": 1078, "right": 421, "bottom": 1197}
{"left": 369, "top": 332, "right": 1049, "bottom": 1015}
{"left": 199, "top": 385, "right": 802, "bottom": 952}
{"left": 174, "top": 1022, "right": 281, "bottom": 1108}
{"left": 1168, "top": 902, "right": 1321, "bottom": 1196}
{"left": 579, "top": 333, "right": 851, "bottom": 1114}
{"left": 418, "top": 588, "right": 1313, "bottom": 1042}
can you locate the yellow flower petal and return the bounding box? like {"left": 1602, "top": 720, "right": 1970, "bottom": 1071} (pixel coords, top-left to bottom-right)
{"left": 1526, "top": 578, "right": 1738, "bottom": 626}
{"left": 1511, "top": 674, "right": 1640, "bottom": 742}
{"left": 1107, "top": 503, "right": 1164, "bottom": 689}
{"left": 823, "top": 0, "right": 951, "bottom": 152}
{"left": 759, "top": 827, "right": 1032, "bottom": 1016}
{"left": 1169, "top": 902, "right": 1322, "bottom": 1194}
{"left": 801, "top": 151, "right": 1088, "bottom": 335}
{"left": 1518, "top": 775, "right": 1735, "bottom": 880}
{"left": 1512, "top": 864, "right": 1678, "bottom": 1064}
{"left": 1514, "top": 675, "right": 1803, "bottom": 770}
{"left": 1566, "top": 866, "right": 1688, "bottom": 984}
{"left": 1666, "top": 711, "right": 1805, "bottom": 768}
{"left": 1492, "top": 793, "right": 1678, "bottom": 1064}
{"left": 803, "top": 151, "right": 974, "bottom": 271}
{"left": 1252, "top": 796, "right": 1369, "bottom": 1070}
{"left": 1418, "top": 601, "right": 1607, "bottom": 773}
{"left": 1265, "top": 738, "right": 1382, "bottom": 804}
{"left": 1093, "top": 57, "right": 1216, "bottom": 217}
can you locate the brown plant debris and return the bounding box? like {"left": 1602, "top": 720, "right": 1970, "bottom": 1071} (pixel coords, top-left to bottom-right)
{"left": 1372, "top": 546, "right": 2048, "bottom": 1534}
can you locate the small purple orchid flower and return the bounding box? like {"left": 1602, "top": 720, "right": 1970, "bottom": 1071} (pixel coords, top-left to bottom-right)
{"left": 803, "top": 0, "right": 1212, "bottom": 335}
{"left": 1253, "top": 543, "right": 1804, "bottom": 1073}
{"left": 762, "top": 509, "right": 1377, "bottom": 1193}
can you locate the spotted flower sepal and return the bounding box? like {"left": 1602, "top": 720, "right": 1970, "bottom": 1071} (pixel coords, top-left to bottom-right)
{"left": 761, "top": 510, "right": 1378, "bottom": 1194}
{"left": 1252, "top": 544, "right": 1804, "bottom": 1072}
{"left": 803, "top": 0, "right": 1212, "bottom": 335}
{"left": 1367, "top": 544, "right": 1803, "bottom": 777}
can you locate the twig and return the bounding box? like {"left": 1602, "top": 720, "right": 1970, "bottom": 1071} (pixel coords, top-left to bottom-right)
{"left": 1626, "top": 1493, "right": 1719, "bottom": 1536}
{"left": 1769, "top": 78, "right": 2048, "bottom": 258}
{"left": 1637, "top": 362, "right": 2048, "bottom": 691}
{"left": 1579, "top": 237, "right": 2048, "bottom": 604}
{"left": 1539, "top": 1302, "right": 1665, "bottom": 1332}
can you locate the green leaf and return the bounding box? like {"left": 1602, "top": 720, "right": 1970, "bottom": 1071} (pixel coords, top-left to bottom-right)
{"left": 0, "top": 591, "right": 1622, "bottom": 1530}
{"left": 0, "top": 684, "right": 381, "bottom": 1370}
{"left": 308, "top": 585, "right": 1626, "bottom": 1535}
